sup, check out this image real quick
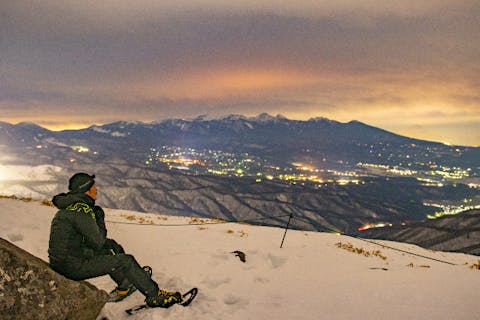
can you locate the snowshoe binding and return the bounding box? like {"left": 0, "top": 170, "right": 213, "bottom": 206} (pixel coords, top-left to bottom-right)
{"left": 145, "top": 289, "right": 183, "bottom": 308}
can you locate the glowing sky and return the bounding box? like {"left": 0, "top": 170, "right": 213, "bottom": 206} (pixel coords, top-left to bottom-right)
{"left": 1, "top": 1, "right": 479, "bottom": 146}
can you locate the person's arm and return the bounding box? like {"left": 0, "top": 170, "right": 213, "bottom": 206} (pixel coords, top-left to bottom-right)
{"left": 73, "top": 211, "right": 106, "bottom": 250}
{"left": 94, "top": 206, "right": 107, "bottom": 237}
{"left": 105, "top": 238, "right": 125, "bottom": 254}
{"left": 94, "top": 206, "right": 125, "bottom": 254}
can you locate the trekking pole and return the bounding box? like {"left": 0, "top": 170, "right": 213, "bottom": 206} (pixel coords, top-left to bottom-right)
{"left": 280, "top": 212, "right": 293, "bottom": 248}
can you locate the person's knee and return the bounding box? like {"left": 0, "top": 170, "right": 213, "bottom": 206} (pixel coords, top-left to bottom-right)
{"left": 117, "top": 254, "right": 136, "bottom": 269}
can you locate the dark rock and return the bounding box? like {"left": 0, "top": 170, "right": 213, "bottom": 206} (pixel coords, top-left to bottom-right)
{"left": 0, "top": 238, "right": 109, "bottom": 320}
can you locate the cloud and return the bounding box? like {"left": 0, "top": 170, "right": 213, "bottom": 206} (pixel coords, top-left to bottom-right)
{"left": 3, "top": 1, "right": 478, "bottom": 77}
{"left": 1, "top": 1, "right": 479, "bottom": 145}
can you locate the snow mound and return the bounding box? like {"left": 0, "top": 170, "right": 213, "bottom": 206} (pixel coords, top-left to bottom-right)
{"left": 0, "top": 198, "right": 478, "bottom": 320}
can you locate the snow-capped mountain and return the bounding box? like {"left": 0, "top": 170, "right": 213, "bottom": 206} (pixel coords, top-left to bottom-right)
{"left": 2, "top": 114, "right": 478, "bottom": 168}
{"left": 0, "top": 197, "right": 479, "bottom": 320}
{"left": 0, "top": 114, "right": 479, "bottom": 239}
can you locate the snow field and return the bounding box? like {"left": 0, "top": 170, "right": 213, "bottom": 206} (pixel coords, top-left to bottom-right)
{"left": 1, "top": 198, "right": 479, "bottom": 320}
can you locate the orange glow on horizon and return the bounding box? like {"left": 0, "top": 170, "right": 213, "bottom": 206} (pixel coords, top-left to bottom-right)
{"left": 139, "top": 67, "right": 319, "bottom": 99}
{"left": 38, "top": 123, "right": 95, "bottom": 131}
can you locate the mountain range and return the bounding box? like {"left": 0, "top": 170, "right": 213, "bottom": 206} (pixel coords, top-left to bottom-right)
{"left": 0, "top": 114, "right": 479, "bottom": 251}
{"left": 2, "top": 114, "right": 479, "bottom": 169}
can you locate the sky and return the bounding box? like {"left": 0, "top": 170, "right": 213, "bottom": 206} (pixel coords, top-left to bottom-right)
{"left": 1, "top": 1, "right": 479, "bottom": 146}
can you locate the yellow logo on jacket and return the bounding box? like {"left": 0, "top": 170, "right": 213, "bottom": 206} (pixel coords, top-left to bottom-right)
{"left": 66, "top": 202, "right": 96, "bottom": 220}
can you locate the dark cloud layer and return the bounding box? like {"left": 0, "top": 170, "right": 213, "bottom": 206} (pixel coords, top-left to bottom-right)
{"left": 1, "top": 1, "right": 479, "bottom": 145}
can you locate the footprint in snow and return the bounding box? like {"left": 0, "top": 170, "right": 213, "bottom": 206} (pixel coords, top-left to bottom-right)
{"left": 208, "top": 252, "right": 230, "bottom": 266}
{"left": 223, "top": 293, "right": 249, "bottom": 307}
{"left": 267, "top": 254, "right": 287, "bottom": 269}
{"left": 201, "top": 276, "right": 232, "bottom": 289}
{"left": 254, "top": 276, "right": 270, "bottom": 284}
{"left": 7, "top": 233, "right": 24, "bottom": 242}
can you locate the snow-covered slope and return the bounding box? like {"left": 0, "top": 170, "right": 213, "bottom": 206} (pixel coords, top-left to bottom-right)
{"left": 1, "top": 198, "right": 479, "bottom": 320}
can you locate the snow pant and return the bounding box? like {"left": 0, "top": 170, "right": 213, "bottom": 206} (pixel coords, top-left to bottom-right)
{"left": 51, "top": 253, "right": 158, "bottom": 297}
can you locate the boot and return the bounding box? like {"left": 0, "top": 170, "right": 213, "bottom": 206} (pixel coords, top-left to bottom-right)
{"left": 108, "top": 266, "right": 152, "bottom": 302}
{"left": 108, "top": 283, "right": 137, "bottom": 302}
{"left": 145, "top": 289, "right": 182, "bottom": 308}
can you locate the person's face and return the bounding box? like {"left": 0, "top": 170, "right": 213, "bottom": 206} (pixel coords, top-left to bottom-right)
{"left": 87, "top": 184, "right": 97, "bottom": 200}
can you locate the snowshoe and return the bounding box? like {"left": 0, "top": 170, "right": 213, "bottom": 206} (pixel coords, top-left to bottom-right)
{"left": 125, "top": 288, "right": 198, "bottom": 315}
{"left": 145, "top": 289, "right": 183, "bottom": 308}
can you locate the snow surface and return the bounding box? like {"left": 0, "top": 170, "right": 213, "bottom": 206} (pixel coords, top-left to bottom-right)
{"left": 91, "top": 126, "right": 128, "bottom": 137}
{"left": 1, "top": 198, "right": 479, "bottom": 320}
{"left": 0, "top": 165, "right": 64, "bottom": 199}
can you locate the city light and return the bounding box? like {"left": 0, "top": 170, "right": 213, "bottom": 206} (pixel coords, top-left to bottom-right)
{"left": 71, "top": 146, "right": 90, "bottom": 153}
{"left": 142, "top": 144, "right": 478, "bottom": 197}
{"left": 358, "top": 222, "right": 393, "bottom": 231}
{"left": 425, "top": 202, "right": 480, "bottom": 219}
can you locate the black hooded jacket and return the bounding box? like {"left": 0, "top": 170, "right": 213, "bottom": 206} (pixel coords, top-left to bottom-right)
{"left": 48, "top": 192, "right": 107, "bottom": 267}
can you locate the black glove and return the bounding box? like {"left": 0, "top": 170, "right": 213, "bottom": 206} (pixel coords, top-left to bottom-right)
{"left": 104, "top": 238, "right": 125, "bottom": 254}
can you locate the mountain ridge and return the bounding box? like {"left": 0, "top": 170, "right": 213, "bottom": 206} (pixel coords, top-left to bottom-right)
{"left": 0, "top": 114, "right": 455, "bottom": 146}
{"left": 4, "top": 113, "right": 476, "bottom": 171}
{"left": 359, "top": 209, "right": 480, "bottom": 256}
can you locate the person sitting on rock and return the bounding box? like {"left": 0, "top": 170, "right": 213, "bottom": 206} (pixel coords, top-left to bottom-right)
{"left": 48, "top": 172, "right": 182, "bottom": 307}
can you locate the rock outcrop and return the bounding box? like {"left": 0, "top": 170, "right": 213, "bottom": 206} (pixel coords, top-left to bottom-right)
{"left": 0, "top": 238, "right": 109, "bottom": 320}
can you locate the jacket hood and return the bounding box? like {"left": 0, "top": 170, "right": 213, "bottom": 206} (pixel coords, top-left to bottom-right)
{"left": 52, "top": 192, "right": 95, "bottom": 209}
